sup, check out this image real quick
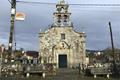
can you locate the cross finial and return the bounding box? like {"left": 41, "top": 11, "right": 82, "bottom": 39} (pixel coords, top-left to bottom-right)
{"left": 59, "top": 0, "right": 65, "bottom": 4}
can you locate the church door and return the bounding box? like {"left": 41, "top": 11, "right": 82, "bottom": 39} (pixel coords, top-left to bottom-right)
{"left": 59, "top": 54, "right": 67, "bottom": 68}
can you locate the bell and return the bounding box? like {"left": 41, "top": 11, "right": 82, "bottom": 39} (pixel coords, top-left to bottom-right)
{"left": 58, "top": 15, "right": 61, "bottom": 18}
{"left": 58, "top": 19, "right": 61, "bottom": 23}
{"left": 64, "top": 19, "right": 67, "bottom": 22}
{"left": 64, "top": 15, "right": 67, "bottom": 22}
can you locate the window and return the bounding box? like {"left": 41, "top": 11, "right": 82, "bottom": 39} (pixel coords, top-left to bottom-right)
{"left": 61, "top": 33, "right": 65, "bottom": 39}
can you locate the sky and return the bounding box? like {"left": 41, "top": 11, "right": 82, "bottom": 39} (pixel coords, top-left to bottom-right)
{"left": 0, "top": 0, "right": 120, "bottom": 51}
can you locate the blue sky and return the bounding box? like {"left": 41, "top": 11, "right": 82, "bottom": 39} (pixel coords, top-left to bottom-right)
{"left": 0, "top": 0, "right": 120, "bottom": 51}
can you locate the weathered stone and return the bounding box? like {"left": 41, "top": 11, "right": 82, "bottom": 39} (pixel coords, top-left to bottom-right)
{"left": 39, "top": 0, "right": 86, "bottom": 68}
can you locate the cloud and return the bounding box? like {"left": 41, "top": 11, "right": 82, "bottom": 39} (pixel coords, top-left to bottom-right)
{"left": 0, "top": 0, "right": 120, "bottom": 51}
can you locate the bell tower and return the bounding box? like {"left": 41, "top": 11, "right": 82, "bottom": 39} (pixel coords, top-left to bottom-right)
{"left": 53, "top": 0, "right": 72, "bottom": 27}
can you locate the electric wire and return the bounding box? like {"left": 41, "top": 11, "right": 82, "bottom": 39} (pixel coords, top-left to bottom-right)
{"left": 17, "top": 1, "right": 56, "bottom": 5}
{"left": 7, "top": 0, "right": 12, "bottom": 4}
{"left": 16, "top": 1, "right": 120, "bottom": 7}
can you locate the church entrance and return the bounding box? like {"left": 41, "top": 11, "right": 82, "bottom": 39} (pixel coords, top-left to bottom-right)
{"left": 59, "top": 54, "right": 67, "bottom": 68}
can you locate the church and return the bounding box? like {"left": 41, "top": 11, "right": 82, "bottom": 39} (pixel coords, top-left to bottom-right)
{"left": 39, "top": 0, "right": 86, "bottom": 68}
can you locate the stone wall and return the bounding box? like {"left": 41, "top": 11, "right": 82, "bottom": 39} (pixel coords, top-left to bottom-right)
{"left": 39, "top": 27, "right": 86, "bottom": 68}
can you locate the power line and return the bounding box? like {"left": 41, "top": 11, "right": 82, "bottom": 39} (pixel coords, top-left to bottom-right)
{"left": 7, "top": 0, "right": 12, "bottom": 4}
{"left": 17, "top": 1, "right": 56, "bottom": 5}
{"left": 16, "top": 1, "right": 120, "bottom": 7}
{"left": 70, "top": 4, "right": 120, "bottom": 6}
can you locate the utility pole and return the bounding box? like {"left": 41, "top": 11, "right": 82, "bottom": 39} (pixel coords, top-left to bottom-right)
{"left": 109, "top": 22, "right": 118, "bottom": 77}
{"left": 8, "top": 0, "right": 16, "bottom": 61}
{"left": 109, "top": 22, "right": 115, "bottom": 61}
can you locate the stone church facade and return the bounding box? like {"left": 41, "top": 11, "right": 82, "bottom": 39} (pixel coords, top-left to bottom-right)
{"left": 39, "top": 0, "right": 86, "bottom": 68}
